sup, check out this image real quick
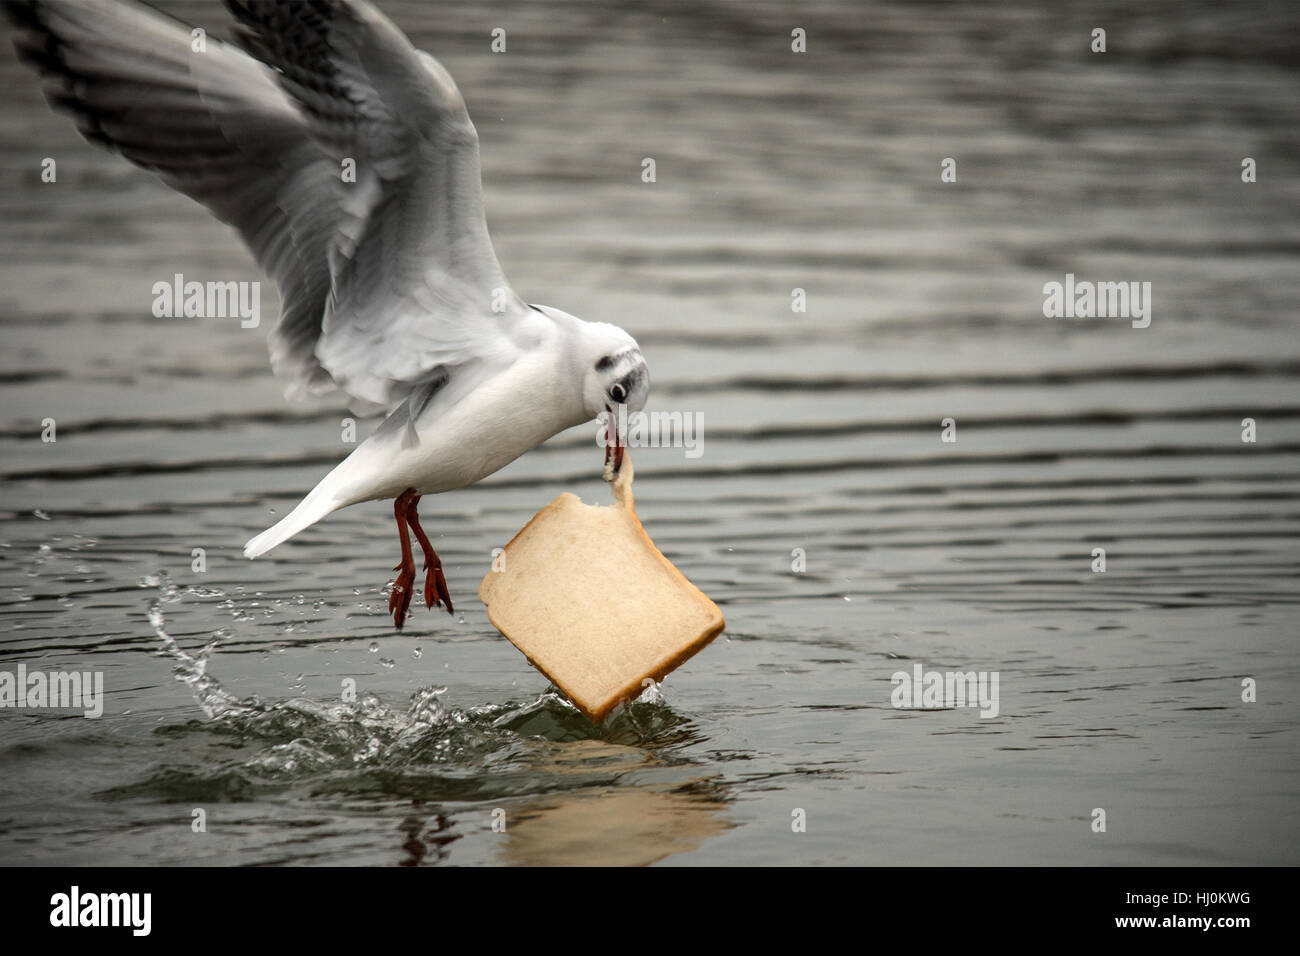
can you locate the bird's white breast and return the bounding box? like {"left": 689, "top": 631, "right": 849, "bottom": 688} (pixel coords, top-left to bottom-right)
{"left": 354, "top": 349, "right": 587, "bottom": 501}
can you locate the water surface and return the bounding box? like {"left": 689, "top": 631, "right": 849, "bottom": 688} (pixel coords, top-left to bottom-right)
{"left": 1, "top": 0, "right": 1298, "bottom": 865}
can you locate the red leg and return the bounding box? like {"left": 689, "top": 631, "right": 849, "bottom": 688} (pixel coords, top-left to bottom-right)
{"left": 404, "top": 494, "right": 454, "bottom": 616}
{"left": 389, "top": 488, "right": 418, "bottom": 628}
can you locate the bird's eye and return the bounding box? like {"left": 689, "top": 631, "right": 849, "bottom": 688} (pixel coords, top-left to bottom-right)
{"left": 610, "top": 383, "right": 627, "bottom": 403}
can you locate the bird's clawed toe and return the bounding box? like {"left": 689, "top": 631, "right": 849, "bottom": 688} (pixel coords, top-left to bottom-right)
{"left": 424, "top": 560, "right": 454, "bottom": 615}
{"left": 389, "top": 562, "right": 416, "bottom": 629}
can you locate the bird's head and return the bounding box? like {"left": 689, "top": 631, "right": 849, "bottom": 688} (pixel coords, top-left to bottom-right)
{"left": 584, "top": 328, "right": 649, "bottom": 419}
{"left": 536, "top": 308, "right": 648, "bottom": 473}
{"left": 585, "top": 326, "right": 647, "bottom": 474}
{"left": 534, "top": 308, "right": 648, "bottom": 419}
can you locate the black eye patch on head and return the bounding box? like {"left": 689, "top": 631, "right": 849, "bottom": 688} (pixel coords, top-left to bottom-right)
{"left": 619, "top": 366, "right": 646, "bottom": 394}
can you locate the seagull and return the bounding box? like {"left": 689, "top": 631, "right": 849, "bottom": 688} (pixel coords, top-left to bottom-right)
{"left": 7, "top": 0, "right": 650, "bottom": 628}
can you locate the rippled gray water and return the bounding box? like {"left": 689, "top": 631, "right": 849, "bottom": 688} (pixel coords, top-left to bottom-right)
{"left": 1, "top": 0, "right": 1298, "bottom": 865}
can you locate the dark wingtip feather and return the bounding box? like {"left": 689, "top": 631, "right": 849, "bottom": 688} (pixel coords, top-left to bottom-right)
{"left": 5, "top": 0, "right": 120, "bottom": 151}
{"left": 5, "top": 0, "right": 53, "bottom": 64}
{"left": 1, "top": 0, "right": 40, "bottom": 30}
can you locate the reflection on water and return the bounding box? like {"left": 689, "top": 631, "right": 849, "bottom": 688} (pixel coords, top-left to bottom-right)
{"left": 500, "top": 782, "right": 733, "bottom": 867}
{"left": 1, "top": 0, "right": 1299, "bottom": 865}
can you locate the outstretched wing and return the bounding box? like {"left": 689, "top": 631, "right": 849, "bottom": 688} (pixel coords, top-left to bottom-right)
{"left": 226, "top": 0, "right": 542, "bottom": 409}
{"left": 7, "top": 0, "right": 541, "bottom": 410}
{"left": 6, "top": 0, "right": 345, "bottom": 398}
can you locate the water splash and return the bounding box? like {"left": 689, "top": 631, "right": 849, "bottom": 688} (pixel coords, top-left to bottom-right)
{"left": 145, "top": 570, "right": 252, "bottom": 721}
{"left": 137, "top": 571, "right": 698, "bottom": 789}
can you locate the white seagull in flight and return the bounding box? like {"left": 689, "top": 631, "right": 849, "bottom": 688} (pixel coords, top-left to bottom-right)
{"left": 7, "top": 0, "right": 650, "bottom": 627}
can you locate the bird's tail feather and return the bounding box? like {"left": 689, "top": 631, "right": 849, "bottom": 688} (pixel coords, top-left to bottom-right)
{"left": 244, "top": 486, "right": 343, "bottom": 559}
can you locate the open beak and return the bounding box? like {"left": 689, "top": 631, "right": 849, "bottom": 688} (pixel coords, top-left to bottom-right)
{"left": 604, "top": 404, "right": 625, "bottom": 474}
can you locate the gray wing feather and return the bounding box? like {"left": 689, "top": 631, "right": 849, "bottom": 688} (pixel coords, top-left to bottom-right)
{"left": 5, "top": 0, "right": 343, "bottom": 399}
{"left": 8, "top": 0, "right": 543, "bottom": 412}
{"left": 227, "top": 0, "right": 541, "bottom": 410}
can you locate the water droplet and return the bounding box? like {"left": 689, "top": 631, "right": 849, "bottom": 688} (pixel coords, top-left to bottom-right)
{"left": 32, "top": 509, "right": 50, "bottom": 521}
{"left": 368, "top": 642, "right": 379, "bottom": 653}
{"left": 379, "top": 657, "right": 395, "bottom": 669}
{"left": 412, "top": 647, "right": 423, "bottom": 659}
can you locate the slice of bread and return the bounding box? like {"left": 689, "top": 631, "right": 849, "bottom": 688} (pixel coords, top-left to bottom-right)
{"left": 479, "top": 457, "right": 724, "bottom": 722}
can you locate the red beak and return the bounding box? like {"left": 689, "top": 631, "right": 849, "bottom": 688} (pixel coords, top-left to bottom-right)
{"left": 604, "top": 404, "right": 625, "bottom": 473}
